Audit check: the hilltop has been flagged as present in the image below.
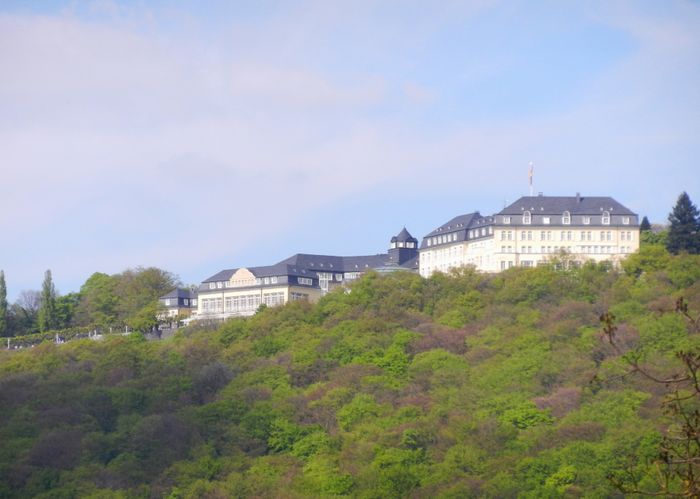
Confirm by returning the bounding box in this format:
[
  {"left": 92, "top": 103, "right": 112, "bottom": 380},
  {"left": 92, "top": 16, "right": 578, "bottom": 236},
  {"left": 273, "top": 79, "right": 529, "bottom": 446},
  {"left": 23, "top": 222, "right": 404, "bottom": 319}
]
[{"left": 1, "top": 246, "right": 699, "bottom": 498}]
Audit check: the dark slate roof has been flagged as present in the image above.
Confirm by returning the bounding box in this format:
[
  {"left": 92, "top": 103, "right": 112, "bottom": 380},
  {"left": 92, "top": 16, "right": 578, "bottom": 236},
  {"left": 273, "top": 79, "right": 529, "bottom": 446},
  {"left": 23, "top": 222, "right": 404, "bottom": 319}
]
[
  {"left": 159, "top": 288, "right": 197, "bottom": 300},
  {"left": 423, "top": 212, "right": 485, "bottom": 238},
  {"left": 201, "top": 250, "right": 417, "bottom": 287},
  {"left": 498, "top": 196, "right": 636, "bottom": 216},
  {"left": 391, "top": 227, "right": 418, "bottom": 244},
  {"left": 279, "top": 253, "right": 401, "bottom": 272},
  {"left": 202, "top": 269, "right": 238, "bottom": 283}
]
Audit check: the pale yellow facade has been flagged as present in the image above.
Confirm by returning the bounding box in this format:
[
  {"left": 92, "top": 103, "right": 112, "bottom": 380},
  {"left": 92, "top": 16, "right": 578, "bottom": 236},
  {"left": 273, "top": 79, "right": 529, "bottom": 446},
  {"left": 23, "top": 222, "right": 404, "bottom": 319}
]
[
  {"left": 196, "top": 267, "right": 323, "bottom": 319},
  {"left": 419, "top": 196, "right": 640, "bottom": 277},
  {"left": 493, "top": 226, "right": 639, "bottom": 271}
]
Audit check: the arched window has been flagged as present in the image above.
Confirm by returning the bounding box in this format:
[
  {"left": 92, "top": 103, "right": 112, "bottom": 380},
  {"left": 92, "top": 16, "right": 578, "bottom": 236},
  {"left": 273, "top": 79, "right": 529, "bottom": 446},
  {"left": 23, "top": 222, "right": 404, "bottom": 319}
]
[
  {"left": 602, "top": 211, "right": 610, "bottom": 225},
  {"left": 562, "top": 211, "right": 571, "bottom": 225},
  {"left": 523, "top": 211, "right": 531, "bottom": 225}
]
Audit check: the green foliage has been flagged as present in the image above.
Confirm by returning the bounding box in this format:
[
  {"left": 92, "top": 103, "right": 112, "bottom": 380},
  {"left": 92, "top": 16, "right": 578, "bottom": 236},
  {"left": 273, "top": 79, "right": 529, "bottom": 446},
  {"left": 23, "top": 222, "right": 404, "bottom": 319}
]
[
  {"left": 38, "top": 270, "right": 57, "bottom": 332},
  {"left": 499, "top": 402, "right": 554, "bottom": 429},
  {"left": 1, "top": 253, "right": 699, "bottom": 497}
]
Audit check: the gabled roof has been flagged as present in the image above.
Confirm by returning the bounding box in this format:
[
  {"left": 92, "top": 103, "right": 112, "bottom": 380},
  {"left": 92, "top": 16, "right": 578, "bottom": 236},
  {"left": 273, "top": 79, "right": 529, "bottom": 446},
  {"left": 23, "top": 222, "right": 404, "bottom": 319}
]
[
  {"left": 498, "top": 196, "right": 636, "bottom": 216},
  {"left": 159, "top": 287, "right": 197, "bottom": 300},
  {"left": 202, "top": 269, "right": 237, "bottom": 283},
  {"left": 423, "top": 212, "right": 484, "bottom": 238}
]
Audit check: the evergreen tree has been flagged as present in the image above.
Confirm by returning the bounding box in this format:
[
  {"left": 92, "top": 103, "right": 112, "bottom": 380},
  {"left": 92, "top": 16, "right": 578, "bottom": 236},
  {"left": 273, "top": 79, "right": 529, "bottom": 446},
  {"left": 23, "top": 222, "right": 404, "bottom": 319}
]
[
  {"left": 640, "top": 216, "right": 651, "bottom": 232},
  {"left": 0, "top": 271, "right": 7, "bottom": 336},
  {"left": 38, "top": 269, "right": 57, "bottom": 332},
  {"left": 667, "top": 192, "right": 700, "bottom": 254}
]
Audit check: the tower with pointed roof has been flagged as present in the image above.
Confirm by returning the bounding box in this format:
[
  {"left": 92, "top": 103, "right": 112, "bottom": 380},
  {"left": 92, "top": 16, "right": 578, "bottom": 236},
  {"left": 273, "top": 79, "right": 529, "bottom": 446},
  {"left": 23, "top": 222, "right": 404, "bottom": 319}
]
[{"left": 388, "top": 227, "right": 419, "bottom": 266}]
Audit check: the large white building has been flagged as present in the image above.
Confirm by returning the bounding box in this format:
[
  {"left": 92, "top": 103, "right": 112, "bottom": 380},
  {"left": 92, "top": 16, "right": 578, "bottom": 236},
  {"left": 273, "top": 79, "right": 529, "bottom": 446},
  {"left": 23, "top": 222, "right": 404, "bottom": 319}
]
[{"left": 419, "top": 194, "right": 639, "bottom": 276}]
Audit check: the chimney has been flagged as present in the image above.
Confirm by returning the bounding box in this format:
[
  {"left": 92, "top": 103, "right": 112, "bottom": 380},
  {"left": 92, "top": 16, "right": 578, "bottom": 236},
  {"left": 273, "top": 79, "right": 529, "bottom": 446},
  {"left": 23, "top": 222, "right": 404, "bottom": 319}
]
[{"left": 576, "top": 192, "right": 581, "bottom": 203}]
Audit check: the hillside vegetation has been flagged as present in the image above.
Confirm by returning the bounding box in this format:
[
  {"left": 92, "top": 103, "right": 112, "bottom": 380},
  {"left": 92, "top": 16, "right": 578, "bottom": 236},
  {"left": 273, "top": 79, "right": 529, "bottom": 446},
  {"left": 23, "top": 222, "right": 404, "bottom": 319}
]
[{"left": 1, "top": 247, "right": 700, "bottom": 498}]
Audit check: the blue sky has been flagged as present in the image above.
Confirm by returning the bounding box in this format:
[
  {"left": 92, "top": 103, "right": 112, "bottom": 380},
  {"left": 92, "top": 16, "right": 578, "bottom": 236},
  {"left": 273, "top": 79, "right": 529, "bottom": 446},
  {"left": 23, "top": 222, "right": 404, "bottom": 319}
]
[{"left": 1, "top": 0, "right": 699, "bottom": 301}]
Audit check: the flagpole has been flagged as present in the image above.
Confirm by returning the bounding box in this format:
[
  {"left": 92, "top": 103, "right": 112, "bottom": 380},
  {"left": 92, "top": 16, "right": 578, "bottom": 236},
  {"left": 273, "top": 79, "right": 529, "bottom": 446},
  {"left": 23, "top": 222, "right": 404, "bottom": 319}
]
[{"left": 528, "top": 161, "right": 534, "bottom": 196}]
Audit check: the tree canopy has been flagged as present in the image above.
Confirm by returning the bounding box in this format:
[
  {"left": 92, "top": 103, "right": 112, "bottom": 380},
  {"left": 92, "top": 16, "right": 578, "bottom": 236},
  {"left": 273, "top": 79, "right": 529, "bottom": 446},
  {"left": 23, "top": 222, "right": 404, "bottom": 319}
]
[{"left": 1, "top": 251, "right": 699, "bottom": 497}]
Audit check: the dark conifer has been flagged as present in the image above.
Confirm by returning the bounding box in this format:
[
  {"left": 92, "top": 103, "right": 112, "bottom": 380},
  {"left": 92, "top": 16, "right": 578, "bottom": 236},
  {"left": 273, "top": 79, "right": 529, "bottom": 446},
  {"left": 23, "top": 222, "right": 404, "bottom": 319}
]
[
  {"left": 667, "top": 192, "right": 700, "bottom": 254},
  {"left": 0, "top": 271, "right": 7, "bottom": 336},
  {"left": 640, "top": 216, "right": 651, "bottom": 232}
]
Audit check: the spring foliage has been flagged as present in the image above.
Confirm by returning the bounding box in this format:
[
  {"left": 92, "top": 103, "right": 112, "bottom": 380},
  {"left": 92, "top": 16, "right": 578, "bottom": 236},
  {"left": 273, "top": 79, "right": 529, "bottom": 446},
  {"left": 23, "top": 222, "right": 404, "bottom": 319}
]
[{"left": 1, "top": 247, "right": 699, "bottom": 497}]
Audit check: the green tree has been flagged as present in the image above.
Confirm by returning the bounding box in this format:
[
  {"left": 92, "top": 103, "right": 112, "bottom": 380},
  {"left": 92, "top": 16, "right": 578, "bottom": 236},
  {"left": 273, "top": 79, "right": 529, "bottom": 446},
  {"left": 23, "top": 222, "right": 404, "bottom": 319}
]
[
  {"left": 38, "top": 270, "right": 57, "bottom": 332},
  {"left": 0, "top": 270, "right": 7, "bottom": 336},
  {"left": 667, "top": 192, "right": 700, "bottom": 254},
  {"left": 639, "top": 216, "right": 651, "bottom": 232},
  {"left": 75, "top": 272, "right": 118, "bottom": 327},
  {"left": 115, "top": 267, "right": 179, "bottom": 323}
]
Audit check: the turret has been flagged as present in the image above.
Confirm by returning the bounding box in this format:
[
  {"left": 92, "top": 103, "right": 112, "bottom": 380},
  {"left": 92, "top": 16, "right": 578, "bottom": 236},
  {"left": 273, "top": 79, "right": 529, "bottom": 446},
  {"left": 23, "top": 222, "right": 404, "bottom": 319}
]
[{"left": 388, "top": 227, "right": 419, "bottom": 265}]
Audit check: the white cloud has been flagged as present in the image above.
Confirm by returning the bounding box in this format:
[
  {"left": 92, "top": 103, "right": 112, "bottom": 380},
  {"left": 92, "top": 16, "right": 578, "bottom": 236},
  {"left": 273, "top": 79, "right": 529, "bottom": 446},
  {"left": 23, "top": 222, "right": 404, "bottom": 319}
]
[{"left": 0, "top": 2, "right": 698, "bottom": 298}]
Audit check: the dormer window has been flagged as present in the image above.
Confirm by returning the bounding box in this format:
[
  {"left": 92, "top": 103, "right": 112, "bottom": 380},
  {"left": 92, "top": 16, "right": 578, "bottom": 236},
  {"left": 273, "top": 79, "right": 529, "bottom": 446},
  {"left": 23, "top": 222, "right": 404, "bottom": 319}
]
[
  {"left": 622, "top": 216, "right": 630, "bottom": 225},
  {"left": 562, "top": 211, "right": 570, "bottom": 225},
  {"left": 583, "top": 216, "right": 591, "bottom": 225},
  {"left": 523, "top": 211, "right": 531, "bottom": 225},
  {"left": 602, "top": 211, "right": 610, "bottom": 225},
  {"left": 503, "top": 216, "right": 511, "bottom": 224}
]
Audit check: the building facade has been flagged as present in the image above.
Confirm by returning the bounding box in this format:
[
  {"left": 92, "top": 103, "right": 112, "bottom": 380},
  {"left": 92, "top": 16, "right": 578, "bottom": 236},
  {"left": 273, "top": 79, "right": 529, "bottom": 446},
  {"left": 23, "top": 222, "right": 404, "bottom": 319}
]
[
  {"left": 420, "top": 194, "right": 639, "bottom": 277},
  {"left": 195, "top": 228, "right": 419, "bottom": 320},
  {"left": 158, "top": 288, "right": 198, "bottom": 318}
]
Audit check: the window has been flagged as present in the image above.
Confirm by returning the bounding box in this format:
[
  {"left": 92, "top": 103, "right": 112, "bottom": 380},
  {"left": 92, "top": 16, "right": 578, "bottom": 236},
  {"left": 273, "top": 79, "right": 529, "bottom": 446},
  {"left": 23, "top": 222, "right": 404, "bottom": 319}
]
[
  {"left": 298, "top": 277, "right": 312, "bottom": 286},
  {"left": 263, "top": 277, "right": 270, "bottom": 285},
  {"left": 503, "top": 216, "right": 511, "bottom": 224},
  {"left": 543, "top": 216, "right": 550, "bottom": 225},
  {"left": 164, "top": 299, "right": 171, "bottom": 306},
  {"left": 209, "top": 282, "right": 215, "bottom": 290},
  {"left": 217, "top": 282, "right": 223, "bottom": 289},
  {"left": 583, "top": 216, "right": 591, "bottom": 225},
  {"left": 335, "top": 274, "right": 342, "bottom": 281},
  {"left": 602, "top": 211, "right": 610, "bottom": 225},
  {"left": 271, "top": 276, "right": 278, "bottom": 284},
  {"left": 263, "top": 292, "right": 285, "bottom": 306},
  {"left": 562, "top": 211, "right": 571, "bottom": 225},
  {"left": 523, "top": 211, "right": 531, "bottom": 224},
  {"left": 622, "top": 216, "right": 630, "bottom": 225},
  {"left": 184, "top": 299, "right": 189, "bottom": 306}
]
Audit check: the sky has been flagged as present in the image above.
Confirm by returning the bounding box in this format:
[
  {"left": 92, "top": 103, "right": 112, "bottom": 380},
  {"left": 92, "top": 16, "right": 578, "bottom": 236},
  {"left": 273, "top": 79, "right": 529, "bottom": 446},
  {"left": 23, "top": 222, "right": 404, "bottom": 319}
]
[{"left": 1, "top": 0, "right": 699, "bottom": 301}]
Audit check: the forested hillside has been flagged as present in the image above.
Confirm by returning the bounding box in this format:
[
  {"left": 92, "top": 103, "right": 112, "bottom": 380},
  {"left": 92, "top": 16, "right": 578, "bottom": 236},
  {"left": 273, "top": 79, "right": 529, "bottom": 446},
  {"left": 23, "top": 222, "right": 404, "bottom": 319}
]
[{"left": 1, "top": 247, "right": 699, "bottom": 498}]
